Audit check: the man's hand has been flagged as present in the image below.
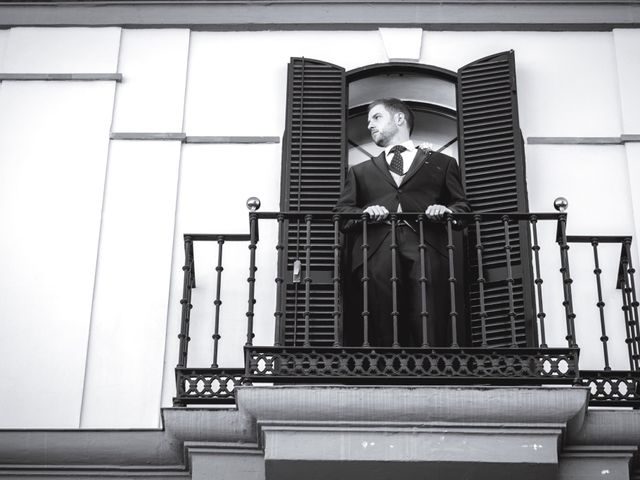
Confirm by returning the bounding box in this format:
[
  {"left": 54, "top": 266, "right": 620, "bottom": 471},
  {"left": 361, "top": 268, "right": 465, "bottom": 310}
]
[
  {"left": 425, "top": 204, "right": 452, "bottom": 220},
  {"left": 363, "top": 205, "right": 389, "bottom": 222}
]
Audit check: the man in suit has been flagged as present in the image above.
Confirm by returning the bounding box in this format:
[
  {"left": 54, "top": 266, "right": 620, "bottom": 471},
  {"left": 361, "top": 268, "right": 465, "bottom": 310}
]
[{"left": 334, "top": 98, "right": 470, "bottom": 347}]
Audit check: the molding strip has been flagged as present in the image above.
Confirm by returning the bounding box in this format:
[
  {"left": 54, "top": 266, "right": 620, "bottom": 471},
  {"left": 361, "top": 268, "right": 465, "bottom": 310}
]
[
  {"left": 186, "top": 136, "right": 280, "bottom": 144},
  {"left": 0, "top": 73, "right": 123, "bottom": 81},
  {"left": 111, "top": 133, "right": 187, "bottom": 141},
  {"left": 526, "top": 136, "right": 640, "bottom": 145},
  {"left": 110, "top": 134, "right": 281, "bottom": 144},
  {"left": 0, "top": 466, "right": 189, "bottom": 477},
  {"left": 0, "top": 1, "right": 638, "bottom": 31}
]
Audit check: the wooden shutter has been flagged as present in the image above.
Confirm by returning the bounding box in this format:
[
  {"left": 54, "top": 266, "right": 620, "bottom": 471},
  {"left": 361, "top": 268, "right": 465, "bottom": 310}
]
[
  {"left": 279, "top": 57, "right": 347, "bottom": 346},
  {"left": 457, "top": 51, "right": 536, "bottom": 347}
]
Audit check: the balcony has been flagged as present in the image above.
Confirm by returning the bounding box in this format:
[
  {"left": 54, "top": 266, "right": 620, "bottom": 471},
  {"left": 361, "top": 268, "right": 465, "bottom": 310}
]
[{"left": 173, "top": 199, "right": 640, "bottom": 408}]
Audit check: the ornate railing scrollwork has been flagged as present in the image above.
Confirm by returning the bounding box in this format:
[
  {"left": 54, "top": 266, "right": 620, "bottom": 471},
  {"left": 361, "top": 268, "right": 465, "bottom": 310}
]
[{"left": 245, "top": 346, "right": 579, "bottom": 384}]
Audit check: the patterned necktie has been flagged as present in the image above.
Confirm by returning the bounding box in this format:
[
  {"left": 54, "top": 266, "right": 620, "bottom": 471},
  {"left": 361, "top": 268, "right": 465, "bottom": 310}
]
[{"left": 388, "top": 145, "right": 407, "bottom": 175}]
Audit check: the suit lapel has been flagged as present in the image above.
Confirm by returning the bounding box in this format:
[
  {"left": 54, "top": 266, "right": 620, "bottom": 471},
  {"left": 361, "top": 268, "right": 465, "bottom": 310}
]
[
  {"left": 372, "top": 153, "right": 397, "bottom": 188},
  {"left": 400, "top": 149, "right": 428, "bottom": 186}
]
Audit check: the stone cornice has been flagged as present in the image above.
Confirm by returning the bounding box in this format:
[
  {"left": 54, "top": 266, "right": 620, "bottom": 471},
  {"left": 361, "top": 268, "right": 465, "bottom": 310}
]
[
  {"left": 569, "top": 410, "right": 640, "bottom": 445},
  {"left": 238, "top": 386, "right": 589, "bottom": 480},
  {"left": 236, "top": 385, "right": 590, "bottom": 436},
  {"left": 4, "top": 385, "right": 640, "bottom": 476},
  {"left": 0, "top": 1, "right": 638, "bottom": 30}
]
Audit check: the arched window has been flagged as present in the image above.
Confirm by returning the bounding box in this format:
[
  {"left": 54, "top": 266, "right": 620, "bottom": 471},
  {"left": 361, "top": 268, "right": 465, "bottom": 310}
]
[{"left": 346, "top": 64, "right": 458, "bottom": 166}]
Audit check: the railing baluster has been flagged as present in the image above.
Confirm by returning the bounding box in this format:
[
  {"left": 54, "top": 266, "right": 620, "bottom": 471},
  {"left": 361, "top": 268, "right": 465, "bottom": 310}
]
[
  {"left": 332, "top": 214, "right": 341, "bottom": 347},
  {"left": 361, "top": 214, "right": 370, "bottom": 348},
  {"left": 446, "top": 216, "right": 458, "bottom": 348},
  {"left": 620, "top": 259, "right": 635, "bottom": 370},
  {"left": 417, "top": 215, "right": 430, "bottom": 348},
  {"left": 502, "top": 215, "right": 518, "bottom": 347},
  {"left": 557, "top": 213, "right": 577, "bottom": 347},
  {"left": 245, "top": 212, "right": 258, "bottom": 347},
  {"left": 211, "top": 236, "right": 224, "bottom": 368},
  {"left": 274, "top": 215, "right": 285, "bottom": 347},
  {"left": 177, "top": 236, "right": 194, "bottom": 368},
  {"left": 530, "top": 216, "right": 547, "bottom": 348},
  {"left": 390, "top": 214, "right": 400, "bottom": 348},
  {"left": 624, "top": 239, "right": 640, "bottom": 370},
  {"left": 303, "top": 214, "right": 312, "bottom": 347},
  {"left": 292, "top": 263, "right": 300, "bottom": 347},
  {"left": 591, "top": 238, "right": 610, "bottom": 370},
  {"left": 474, "top": 215, "right": 488, "bottom": 347}
]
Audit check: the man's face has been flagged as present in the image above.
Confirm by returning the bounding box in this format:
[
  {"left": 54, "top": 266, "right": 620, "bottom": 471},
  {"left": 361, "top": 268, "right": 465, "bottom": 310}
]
[{"left": 367, "top": 104, "right": 399, "bottom": 147}]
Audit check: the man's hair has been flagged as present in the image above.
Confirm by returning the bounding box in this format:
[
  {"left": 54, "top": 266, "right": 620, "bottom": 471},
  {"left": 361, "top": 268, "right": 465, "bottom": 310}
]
[{"left": 368, "top": 98, "right": 415, "bottom": 134}]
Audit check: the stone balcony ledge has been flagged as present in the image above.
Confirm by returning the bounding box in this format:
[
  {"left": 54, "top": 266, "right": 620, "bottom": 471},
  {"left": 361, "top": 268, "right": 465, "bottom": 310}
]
[{"left": 2, "top": 386, "right": 640, "bottom": 480}]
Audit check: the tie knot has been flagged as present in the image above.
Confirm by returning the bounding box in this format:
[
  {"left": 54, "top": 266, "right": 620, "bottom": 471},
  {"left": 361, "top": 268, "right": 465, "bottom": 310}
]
[{"left": 389, "top": 145, "right": 407, "bottom": 154}]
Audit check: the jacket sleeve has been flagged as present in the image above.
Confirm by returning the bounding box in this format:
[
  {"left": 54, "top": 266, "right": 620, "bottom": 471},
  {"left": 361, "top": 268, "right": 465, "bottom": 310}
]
[
  {"left": 443, "top": 157, "right": 471, "bottom": 214},
  {"left": 333, "top": 167, "right": 363, "bottom": 231}
]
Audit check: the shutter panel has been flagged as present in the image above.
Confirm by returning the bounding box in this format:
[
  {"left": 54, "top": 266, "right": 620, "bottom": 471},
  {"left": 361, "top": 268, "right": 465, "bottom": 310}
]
[
  {"left": 280, "top": 58, "right": 347, "bottom": 346},
  {"left": 457, "top": 51, "right": 536, "bottom": 347}
]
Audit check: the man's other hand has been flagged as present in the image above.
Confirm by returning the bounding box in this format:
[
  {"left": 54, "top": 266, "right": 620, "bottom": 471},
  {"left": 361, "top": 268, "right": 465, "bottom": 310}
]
[
  {"left": 363, "top": 205, "right": 389, "bottom": 222},
  {"left": 425, "top": 204, "right": 452, "bottom": 220}
]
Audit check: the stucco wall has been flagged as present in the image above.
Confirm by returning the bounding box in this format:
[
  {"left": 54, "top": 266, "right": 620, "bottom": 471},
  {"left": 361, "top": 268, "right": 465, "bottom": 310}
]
[{"left": 0, "top": 26, "right": 638, "bottom": 428}]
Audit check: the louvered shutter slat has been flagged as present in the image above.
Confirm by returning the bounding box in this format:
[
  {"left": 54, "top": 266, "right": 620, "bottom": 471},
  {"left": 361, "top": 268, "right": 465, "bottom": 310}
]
[
  {"left": 280, "top": 58, "right": 347, "bottom": 346},
  {"left": 458, "top": 51, "right": 536, "bottom": 347}
]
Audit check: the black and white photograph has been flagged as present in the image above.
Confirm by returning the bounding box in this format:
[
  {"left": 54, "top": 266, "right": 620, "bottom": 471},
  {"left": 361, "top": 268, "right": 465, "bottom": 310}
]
[{"left": 0, "top": 1, "right": 639, "bottom": 479}]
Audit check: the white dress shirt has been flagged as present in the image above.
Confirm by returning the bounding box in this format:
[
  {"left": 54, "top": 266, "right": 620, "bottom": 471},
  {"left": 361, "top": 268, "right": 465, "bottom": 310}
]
[{"left": 384, "top": 140, "right": 417, "bottom": 212}]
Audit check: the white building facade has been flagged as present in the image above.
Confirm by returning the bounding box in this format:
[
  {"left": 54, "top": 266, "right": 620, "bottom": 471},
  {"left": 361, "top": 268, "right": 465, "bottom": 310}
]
[{"left": 0, "top": 1, "right": 639, "bottom": 479}]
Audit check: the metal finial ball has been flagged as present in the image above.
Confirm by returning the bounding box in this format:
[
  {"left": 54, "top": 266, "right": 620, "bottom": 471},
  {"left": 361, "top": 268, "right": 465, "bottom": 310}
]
[
  {"left": 554, "top": 197, "right": 568, "bottom": 212},
  {"left": 246, "top": 197, "right": 261, "bottom": 212}
]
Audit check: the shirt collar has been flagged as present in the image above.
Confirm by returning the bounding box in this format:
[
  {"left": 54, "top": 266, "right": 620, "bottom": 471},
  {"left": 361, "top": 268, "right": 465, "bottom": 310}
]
[{"left": 384, "top": 140, "right": 416, "bottom": 161}]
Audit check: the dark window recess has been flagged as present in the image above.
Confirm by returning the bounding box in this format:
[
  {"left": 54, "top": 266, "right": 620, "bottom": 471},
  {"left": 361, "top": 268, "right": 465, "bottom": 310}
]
[
  {"left": 457, "top": 50, "right": 536, "bottom": 347},
  {"left": 279, "top": 57, "right": 347, "bottom": 346},
  {"left": 279, "top": 52, "right": 535, "bottom": 348}
]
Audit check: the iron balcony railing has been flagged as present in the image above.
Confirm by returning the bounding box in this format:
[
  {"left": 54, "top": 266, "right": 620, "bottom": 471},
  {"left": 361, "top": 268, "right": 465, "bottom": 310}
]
[{"left": 174, "top": 199, "right": 640, "bottom": 407}]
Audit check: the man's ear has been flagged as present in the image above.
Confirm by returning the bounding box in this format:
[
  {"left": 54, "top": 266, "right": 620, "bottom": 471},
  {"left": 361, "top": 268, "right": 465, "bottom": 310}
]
[{"left": 395, "top": 112, "right": 405, "bottom": 127}]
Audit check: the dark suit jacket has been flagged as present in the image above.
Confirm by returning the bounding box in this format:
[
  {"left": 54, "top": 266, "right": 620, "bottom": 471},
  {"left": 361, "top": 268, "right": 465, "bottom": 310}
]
[{"left": 334, "top": 148, "right": 470, "bottom": 270}]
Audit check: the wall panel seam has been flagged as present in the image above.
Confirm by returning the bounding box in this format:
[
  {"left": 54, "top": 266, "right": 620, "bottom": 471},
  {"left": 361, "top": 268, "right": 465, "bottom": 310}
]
[
  {"left": 79, "top": 26, "right": 123, "bottom": 429},
  {"left": 157, "top": 27, "right": 193, "bottom": 428}
]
